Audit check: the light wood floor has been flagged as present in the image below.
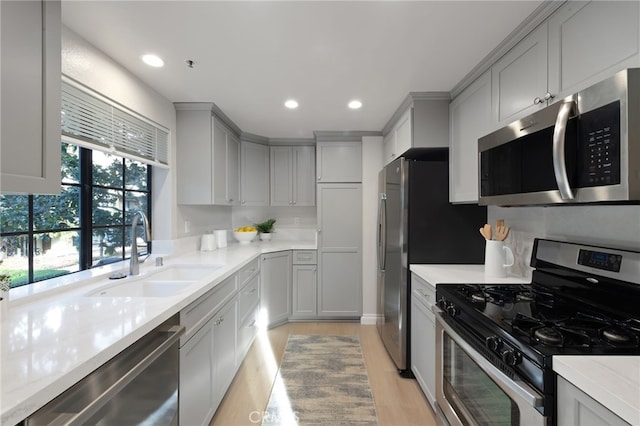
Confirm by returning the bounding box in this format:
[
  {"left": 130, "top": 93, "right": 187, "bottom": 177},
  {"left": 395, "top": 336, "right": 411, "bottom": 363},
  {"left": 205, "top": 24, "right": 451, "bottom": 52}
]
[{"left": 211, "top": 322, "right": 437, "bottom": 426}]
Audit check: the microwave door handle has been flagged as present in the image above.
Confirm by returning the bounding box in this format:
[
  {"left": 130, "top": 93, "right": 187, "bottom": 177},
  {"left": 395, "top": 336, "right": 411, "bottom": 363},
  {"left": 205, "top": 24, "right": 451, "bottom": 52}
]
[{"left": 552, "top": 100, "right": 576, "bottom": 200}]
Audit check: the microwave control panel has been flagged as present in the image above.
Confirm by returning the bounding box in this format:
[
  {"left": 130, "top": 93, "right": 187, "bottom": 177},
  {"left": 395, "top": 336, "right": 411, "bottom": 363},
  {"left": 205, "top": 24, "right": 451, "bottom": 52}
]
[{"left": 578, "top": 101, "right": 620, "bottom": 187}]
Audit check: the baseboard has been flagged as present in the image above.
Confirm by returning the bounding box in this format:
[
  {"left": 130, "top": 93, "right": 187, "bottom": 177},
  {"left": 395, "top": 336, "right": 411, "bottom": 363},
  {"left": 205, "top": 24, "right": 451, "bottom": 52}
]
[{"left": 360, "top": 314, "right": 380, "bottom": 325}]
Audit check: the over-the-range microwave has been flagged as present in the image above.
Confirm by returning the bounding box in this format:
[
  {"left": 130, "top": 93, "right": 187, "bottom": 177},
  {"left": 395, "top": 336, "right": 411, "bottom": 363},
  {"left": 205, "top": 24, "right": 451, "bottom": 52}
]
[{"left": 478, "top": 68, "right": 640, "bottom": 206}]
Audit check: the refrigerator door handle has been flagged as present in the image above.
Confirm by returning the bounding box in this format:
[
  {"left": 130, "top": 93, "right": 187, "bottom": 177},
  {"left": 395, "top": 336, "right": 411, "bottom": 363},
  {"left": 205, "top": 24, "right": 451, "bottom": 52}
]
[{"left": 378, "top": 193, "right": 387, "bottom": 271}]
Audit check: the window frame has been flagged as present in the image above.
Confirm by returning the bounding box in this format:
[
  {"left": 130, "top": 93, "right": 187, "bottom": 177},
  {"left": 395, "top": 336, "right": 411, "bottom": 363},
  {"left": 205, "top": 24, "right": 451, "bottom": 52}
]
[{"left": 0, "top": 143, "right": 152, "bottom": 287}]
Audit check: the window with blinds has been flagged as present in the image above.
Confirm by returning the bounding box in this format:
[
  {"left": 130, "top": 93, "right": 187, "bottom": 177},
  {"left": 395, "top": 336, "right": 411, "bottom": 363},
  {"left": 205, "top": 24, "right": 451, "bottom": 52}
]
[{"left": 61, "top": 80, "right": 169, "bottom": 167}]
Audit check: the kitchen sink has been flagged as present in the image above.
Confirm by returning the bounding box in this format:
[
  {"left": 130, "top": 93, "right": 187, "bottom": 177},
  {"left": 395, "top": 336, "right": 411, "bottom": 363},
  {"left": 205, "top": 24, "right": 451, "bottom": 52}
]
[
  {"left": 87, "top": 280, "right": 197, "bottom": 298},
  {"left": 85, "top": 264, "right": 223, "bottom": 298}
]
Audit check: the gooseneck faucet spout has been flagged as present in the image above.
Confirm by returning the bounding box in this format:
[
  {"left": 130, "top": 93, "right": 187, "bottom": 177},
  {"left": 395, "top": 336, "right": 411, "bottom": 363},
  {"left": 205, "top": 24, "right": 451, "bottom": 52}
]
[{"left": 130, "top": 211, "right": 151, "bottom": 276}]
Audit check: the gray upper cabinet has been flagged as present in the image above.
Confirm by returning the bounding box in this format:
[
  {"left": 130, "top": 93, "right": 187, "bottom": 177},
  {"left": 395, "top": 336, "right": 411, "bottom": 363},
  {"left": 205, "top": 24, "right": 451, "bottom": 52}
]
[
  {"left": 1, "top": 0, "right": 61, "bottom": 194},
  {"left": 316, "top": 141, "right": 362, "bottom": 183},
  {"left": 449, "top": 71, "right": 492, "bottom": 203},
  {"left": 213, "top": 119, "right": 240, "bottom": 206},
  {"left": 547, "top": 1, "right": 640, "bottom": 98},
  {"left": 240, "top": 141, "right": 269, "bottom": 206},
  {"left": 317, "top": 183, "right": 362, "bottom": 318},
  {"left": 270, "top": 145, "right": 315, "bottom": 206},
  {"left": 491, "top": 1, "right": 640, "bottom": 127},
  {"left": 491, "top": 23, "right": 549, "bottom": 126},
  {"left": 382, "top": 96, "right": 450, "bottom": 166},
  {"left": 175, "top": 104, "right": 240, "bottom": 206}
]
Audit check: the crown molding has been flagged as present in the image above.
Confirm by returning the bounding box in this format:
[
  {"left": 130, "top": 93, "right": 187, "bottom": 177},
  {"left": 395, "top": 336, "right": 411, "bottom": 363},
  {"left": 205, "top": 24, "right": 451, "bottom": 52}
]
[
  {"left": 239, "top": 132, "right": 270, "bottom": 145},
  {"left": 313, "top": 130, "right": 383, "bottom": 142},
  {"left": 174, "top": 101, "right": 242, "bottom": 136},
  {"left": 268, "top": 138, "right": 316, "bottom": 146}
]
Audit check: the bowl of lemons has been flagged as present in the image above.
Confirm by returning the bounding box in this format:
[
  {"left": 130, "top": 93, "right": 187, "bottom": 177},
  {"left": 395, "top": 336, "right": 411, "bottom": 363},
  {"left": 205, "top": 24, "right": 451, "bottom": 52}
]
[{"left": 233, "top": 226, "right": 258, "bottom": 244}]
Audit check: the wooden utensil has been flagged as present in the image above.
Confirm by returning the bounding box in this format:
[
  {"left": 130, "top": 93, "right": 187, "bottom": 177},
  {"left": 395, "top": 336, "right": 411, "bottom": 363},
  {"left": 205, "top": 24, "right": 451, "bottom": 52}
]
[
  {"left": 495, "top": 225, "right": 510, "bottom": 241},
  {"left": 483, "top": 224, "right": 492, "bottom": 241},
  {"left": 496, "top": 219, "right": 504, "bottom": 229},
  {"left": 479, "top": 227, "right": 488, "bottom": 240}
]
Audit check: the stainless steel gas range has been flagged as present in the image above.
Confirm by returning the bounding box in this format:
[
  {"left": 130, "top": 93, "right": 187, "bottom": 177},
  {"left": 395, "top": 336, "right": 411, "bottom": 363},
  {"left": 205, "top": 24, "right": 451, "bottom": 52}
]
[{"left": 434, "top": 238, "right": 640, "bottom": 426}]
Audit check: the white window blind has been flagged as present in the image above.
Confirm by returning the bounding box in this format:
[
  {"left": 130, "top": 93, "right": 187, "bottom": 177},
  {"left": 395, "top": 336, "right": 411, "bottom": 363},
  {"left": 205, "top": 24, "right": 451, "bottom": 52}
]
[{"left": 61, "top": 80, "right": 169, "bottom": 167}]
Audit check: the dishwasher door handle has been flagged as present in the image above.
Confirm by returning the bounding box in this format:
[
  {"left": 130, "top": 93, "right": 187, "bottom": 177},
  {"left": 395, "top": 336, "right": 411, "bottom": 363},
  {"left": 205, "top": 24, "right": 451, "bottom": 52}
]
[{"left": 65, "top": 325, "right": 185, "bottom": 425}]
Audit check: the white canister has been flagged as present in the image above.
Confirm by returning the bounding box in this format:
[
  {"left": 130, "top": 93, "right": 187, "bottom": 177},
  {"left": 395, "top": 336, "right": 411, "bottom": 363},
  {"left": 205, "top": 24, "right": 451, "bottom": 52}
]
[
  {"left": 200, "top": 234, "right": 217, "bottom": 251},
  {"left": 484, "top": 240, "right": 515, "bottom": 278},
  {"left": 214, "top": 229, "right": 228, "bottom": 248}
]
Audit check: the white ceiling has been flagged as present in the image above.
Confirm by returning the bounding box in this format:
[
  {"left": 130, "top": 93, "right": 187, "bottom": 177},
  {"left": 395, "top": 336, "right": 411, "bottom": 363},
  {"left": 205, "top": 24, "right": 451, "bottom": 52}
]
[{"left": 61, "top": 1, "right": 543, "bottom": 139}]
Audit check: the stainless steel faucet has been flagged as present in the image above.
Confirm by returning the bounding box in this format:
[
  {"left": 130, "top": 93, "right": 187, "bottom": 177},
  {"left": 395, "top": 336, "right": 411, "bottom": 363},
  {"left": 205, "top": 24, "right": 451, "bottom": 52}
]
[{"left": 130, "top": 211, "right": 151, "bottom": 276}]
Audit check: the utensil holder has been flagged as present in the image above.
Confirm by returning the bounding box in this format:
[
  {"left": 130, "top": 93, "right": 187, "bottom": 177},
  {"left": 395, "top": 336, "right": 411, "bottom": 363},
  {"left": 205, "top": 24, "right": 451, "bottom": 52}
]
[{"left": 484, "top": 240, "right": 515, "bottom": 278}]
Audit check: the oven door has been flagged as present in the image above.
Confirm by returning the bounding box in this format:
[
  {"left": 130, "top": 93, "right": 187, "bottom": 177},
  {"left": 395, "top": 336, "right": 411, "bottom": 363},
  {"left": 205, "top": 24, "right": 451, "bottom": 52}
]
[{"left": 435, "top": 313, "right": 546, "bottom": 426}]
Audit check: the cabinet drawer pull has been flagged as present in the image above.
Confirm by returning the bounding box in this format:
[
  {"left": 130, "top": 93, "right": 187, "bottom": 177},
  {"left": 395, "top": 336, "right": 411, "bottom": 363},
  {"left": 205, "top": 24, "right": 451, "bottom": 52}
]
[{"left": 247, "top": 287, "right": 257, "bottom": 294}]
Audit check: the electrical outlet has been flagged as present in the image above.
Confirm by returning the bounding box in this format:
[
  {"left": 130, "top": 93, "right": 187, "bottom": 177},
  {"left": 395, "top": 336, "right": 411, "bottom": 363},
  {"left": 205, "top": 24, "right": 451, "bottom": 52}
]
[
  {"left": 294, "top": 217, "right": 300, "bottom": 225},
  {"left": 184, "top": 221, "right": 191, "bottom": 233}
]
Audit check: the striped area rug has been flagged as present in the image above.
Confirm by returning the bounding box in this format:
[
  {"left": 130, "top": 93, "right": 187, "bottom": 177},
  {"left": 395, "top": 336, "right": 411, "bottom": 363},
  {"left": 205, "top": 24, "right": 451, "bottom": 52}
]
[{"left": 262, "top": 335, "right": 379, "bottom": 425}]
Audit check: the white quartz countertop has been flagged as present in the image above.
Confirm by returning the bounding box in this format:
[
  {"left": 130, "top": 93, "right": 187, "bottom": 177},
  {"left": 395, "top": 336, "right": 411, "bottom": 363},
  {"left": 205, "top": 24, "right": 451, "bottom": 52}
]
[
  {"left": 410, "top": 264, "right": 530, "bottom": 286},
  {"left": 554, "top": 356, "right": 640, "bottom": 425},
  {"left": 0, "top": 240, "right": 315, "bottom": 425}
]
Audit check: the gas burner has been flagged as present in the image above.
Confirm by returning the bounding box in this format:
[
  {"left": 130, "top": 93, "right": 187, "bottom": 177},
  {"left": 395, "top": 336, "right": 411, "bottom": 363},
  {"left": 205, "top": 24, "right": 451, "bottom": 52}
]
[
  {"left": 471, "top": 293, "right": 486, "bottom": 303},
  {"left": 600, "top": 327, "right": 639, "bottom": 347},
  {"left": 516, "top": 291, "right": 535, "bottom": 302},
  {"left": 533, "top": 327, "right": 563, "bottom": 346}
]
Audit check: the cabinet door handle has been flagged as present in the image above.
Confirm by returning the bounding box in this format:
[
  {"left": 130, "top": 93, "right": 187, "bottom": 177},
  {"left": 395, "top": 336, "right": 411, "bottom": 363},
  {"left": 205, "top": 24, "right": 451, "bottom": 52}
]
[
  {"left": 533, "top": 96, "right": 544, "bottom": 105},
  {"left": 544, "top": 92, "right": 554, "bottom": 101}
]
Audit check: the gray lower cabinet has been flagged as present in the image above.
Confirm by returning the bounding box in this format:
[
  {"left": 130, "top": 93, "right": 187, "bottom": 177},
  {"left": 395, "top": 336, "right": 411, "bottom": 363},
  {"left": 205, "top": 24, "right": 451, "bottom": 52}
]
[
  {"left": 179, "top": 259, "right": 260, "bottom": 425},
  {"left": 211, "top": 299, "right": 237, "bottom": 411},
  {"left": 179, "top": 316, "right": 215, "bottom": 426},
  {"left": 291, "top": 250, "right": 318, "bottom": 319},
  {"left": 179, "top": 298, "right": 237, "bottom": 426},
  {"left": 317, "top": 184, "right": 362, "bottom": 318},
  {"left": 557, "top": 376, "right": 630, "bottom": 426},
  {"left": 261, "top": 251, "right": 292, "bottom": 326},
  {"left": 410, "top": 274, "right": 437, "bottom": 410}
]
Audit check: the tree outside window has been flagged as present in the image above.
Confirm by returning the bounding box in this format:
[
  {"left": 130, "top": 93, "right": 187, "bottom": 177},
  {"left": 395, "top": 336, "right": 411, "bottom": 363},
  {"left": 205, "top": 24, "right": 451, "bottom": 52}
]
[{"left": 0, "top": 143, "right": 151, "bottom": 288}]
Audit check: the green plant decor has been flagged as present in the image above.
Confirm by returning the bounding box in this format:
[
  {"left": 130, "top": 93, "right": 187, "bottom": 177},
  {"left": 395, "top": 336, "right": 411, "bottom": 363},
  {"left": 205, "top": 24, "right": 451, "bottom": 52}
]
[{"left": 255, "top": 218, "right": 276, "bottom": 234}]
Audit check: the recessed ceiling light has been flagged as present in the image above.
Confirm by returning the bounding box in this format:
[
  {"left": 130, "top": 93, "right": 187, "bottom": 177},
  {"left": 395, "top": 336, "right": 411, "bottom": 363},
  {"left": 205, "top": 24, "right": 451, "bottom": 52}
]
[
  {"left": 285, "top": 99, "right": 299, "bottom": 109},
  {"left": 348, "top": 100, "right": 363, "bottom": 109},
  {"left": 142, "top": 54, "right": 164, "bottom": 68}
]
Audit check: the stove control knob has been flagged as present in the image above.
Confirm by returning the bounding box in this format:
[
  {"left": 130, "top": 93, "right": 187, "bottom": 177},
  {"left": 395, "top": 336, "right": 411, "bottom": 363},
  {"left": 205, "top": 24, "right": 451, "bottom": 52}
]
[
  {"left": 486, "top": 336, "right": 503, "bottom": 352},
  {"left": 501, "top": 349, "right": 522, "bottom": 366},
  {"left": 437, "top": 298, "right": 449, "bottom": 311},
  {"left": 446, "top": 304, "right": 459, "bottom": 317}
]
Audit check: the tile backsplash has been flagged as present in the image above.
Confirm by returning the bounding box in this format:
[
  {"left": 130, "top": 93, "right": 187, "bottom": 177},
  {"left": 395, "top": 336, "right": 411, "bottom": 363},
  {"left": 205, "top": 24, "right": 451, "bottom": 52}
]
[{"left": 488, "top": 204, "right": 640, "bottom": 279}]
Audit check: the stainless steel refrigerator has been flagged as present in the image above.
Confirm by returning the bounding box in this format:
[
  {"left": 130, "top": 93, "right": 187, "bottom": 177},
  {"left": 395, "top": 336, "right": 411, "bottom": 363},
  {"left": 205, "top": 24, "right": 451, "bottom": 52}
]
[{"left": 376, "top": 149, "right": 486, "bottom": 375}]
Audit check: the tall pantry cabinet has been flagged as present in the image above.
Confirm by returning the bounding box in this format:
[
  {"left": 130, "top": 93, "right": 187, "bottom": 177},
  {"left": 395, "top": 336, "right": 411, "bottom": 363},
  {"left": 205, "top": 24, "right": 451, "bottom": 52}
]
[{"left": 315, "top": 141, "right": 363, "bottom": 318}]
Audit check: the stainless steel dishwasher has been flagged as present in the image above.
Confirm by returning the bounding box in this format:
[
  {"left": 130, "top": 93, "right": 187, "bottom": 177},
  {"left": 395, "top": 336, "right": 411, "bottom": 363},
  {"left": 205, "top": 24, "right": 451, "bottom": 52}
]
[{"left": 24, "top": 315, "right": 185, "bottom": 426}]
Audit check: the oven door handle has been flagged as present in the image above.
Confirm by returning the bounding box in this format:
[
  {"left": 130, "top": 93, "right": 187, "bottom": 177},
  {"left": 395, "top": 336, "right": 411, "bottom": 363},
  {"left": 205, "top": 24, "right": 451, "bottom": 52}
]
[
  {"left": 437, "top": 313, "right": 544, "bottom": 408},
  {"left": 552, "top": 98, "right": 576, "bottom": 201}
]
